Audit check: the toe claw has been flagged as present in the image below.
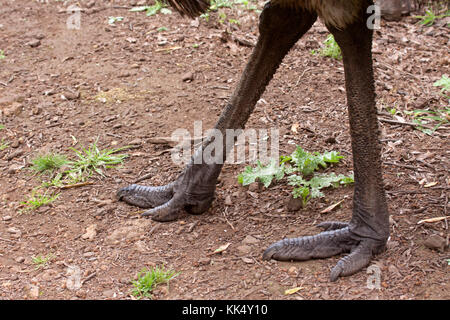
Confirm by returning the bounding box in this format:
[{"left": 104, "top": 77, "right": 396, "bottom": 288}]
[
  {"left": 141, "top": 198, "right": 183, "bottom": 222},
  {"left": 329, "top": 240, "right": 374, "bottom": 281},
  {"left": 117, "top": 183, "right": 174, "bottom": 208},
  {"left": 317, "top": 221, "right": 349, "bottom": 231}
]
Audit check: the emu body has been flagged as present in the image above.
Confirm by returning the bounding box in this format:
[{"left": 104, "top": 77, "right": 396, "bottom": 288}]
[{"left": 118, "top": 0, "right": 390, "bottom": 281}]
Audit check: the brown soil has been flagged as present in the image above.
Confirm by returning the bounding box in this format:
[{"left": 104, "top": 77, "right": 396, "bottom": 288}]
[{"left": 0, "top": 0, "right": 449, "bottom": 300}]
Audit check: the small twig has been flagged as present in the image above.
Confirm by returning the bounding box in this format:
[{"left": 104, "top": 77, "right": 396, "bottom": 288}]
[
  {"left": 296, "top": 68, "right": 311, "bottom": 86},
  {"left": 148, "top": 224, "right": 160, "bottom": 235},
  {"left": 378, "top": 117, "right": 437, "bottom": 130},
  {"left": 383, "top": 161, "right": 428, "bottom": 172},
  {"left": 187, "top": 221, "right": 198, "bottom": 233},
  {"left": 0, "top": 237, "right": 13, "bottom": 243},
  {"left": 81, "top": 272, "right": 97, "bottom": 285},
  {"left": 60, "top": 181, "right": 94, "bottom": 189},
  {"left": 134, "top": 172, "right": 154, "bottom": 183}
]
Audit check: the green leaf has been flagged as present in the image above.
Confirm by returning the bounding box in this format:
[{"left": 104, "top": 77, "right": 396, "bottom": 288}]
[{"left": 237, "top": 159, "right": 284, "bottom": 188}]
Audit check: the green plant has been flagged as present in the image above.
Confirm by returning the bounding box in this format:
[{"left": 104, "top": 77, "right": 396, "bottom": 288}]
[
  {"left": 414, "top": 8, "right": 450, "bottom": 26},
  {"left": 68, "top": 140, "right": 128, "bottom": 181},
  {"left": 157, "top": 26, "right": 168, "bottom": 32},
  {"left": 289, "top": 173, "right": 354, "bottom": 207},
  {"left": 130, "top": 0, "right": 172, "bottom": 16},
  {"left": 0, "top": 138, "right": 8, "bottom": 151},
  {"left": 238, "top": 146, "right": 353, "bottom": 208},
  {"left": 108, "top": 16, "right": 124, "bottom": 25},
  {"left": 404, "top": 108, "right": 449, "bottom": 135},
  {"left": 0, "top": 50, "right": 5, "bottom": 60},
  {"left": 30, "top": 153, "right": 69, "bottom": 174},
  {"left": 32, "top": 253, "right": 55, "bottom": 270},
  {"left": 319, "top": 35, "right": 342, "bottom": 60},
  {"left": 21, "top": 189, "right": 59, "bottom": 212},
  {"left": 434, "top": 75, "right": 450, "bottom": 97},
  {"left": 131, "top": 266, "right": 179, "bottom": 299}
]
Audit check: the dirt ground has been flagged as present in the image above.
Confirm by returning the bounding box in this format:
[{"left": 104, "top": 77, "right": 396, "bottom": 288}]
[{"left": 0, "top": 0, "right": 449, "bottom": 300}]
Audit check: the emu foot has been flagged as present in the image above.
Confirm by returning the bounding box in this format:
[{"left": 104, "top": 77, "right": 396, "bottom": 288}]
[
  {"left": 117, "top": 174, "right": 215, "bottom": 222},
  {"left": 263, "top": 221, "right": 386, "bottom": 281}
]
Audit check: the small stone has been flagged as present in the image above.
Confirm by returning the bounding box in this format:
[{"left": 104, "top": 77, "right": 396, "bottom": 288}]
[
  {"left": 424, "top": 234, "right": 446, "bottom": 252},
  {"left": 103, "top": 289, "right": 115, "bottom": 298},
  {"left": 86, "top": 0, "right": 96, "bottom": 8},
  {"left": 83, "top": 252, "right": 95, "bottom": 258},
  {"left": 237, "top": 245, "right": 252, "bottom": 254},
  {"left": 288, "top": 266, "right": 297, "bottom": 275},
  {"left": 248, "top": 183, "right": 259, "bottom": 192},
  {"left": 28, "top": 285, "right": 40, "bottom": 298},
  {"left": 242, "top": 235, "right": 259, "bottom": 245},
  {"left": 241, "top": 257, "right": 254, "bottom": 264},
  {"left": 81, "top": 224, "right": 97, "bottom": 241},
  {"left": 2, "top": 215, "right": 12, "bottom": 221},
  {"left": 198, "top": 257, "right": 211, "bottom": 266},
  {"left": 61, "top": 91, "right": 80, "bottom": 101},
  {"left": 15, "top": 256, "right": 25, "bottom": 263},
  {"left": 286, "top": 197, "right": 303, "bottom": 211},
  {"left": 181, "top": 72, "right": 194, "bottom": 82},
  {"left": 7, "top": 227, "right": 21, "bottom": 234},
  {"left": 224, "top": 195, "right": 232, "bottom": 206},
  {"left": 27, "top": 39, "right": 41, "bottom": 48},
  {"left": 129, "top": 138, "right": 142, "bottom": 145}
]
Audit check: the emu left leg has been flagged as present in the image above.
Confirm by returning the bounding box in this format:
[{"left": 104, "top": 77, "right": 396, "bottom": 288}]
[{"left": 263, "top": 6, "right": 390, "bottom": 281}]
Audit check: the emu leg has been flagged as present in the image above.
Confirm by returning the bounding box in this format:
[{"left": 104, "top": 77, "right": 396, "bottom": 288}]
[
  {"left": 117, "top": 3, "right": 317, "bottom": 221},
  {"left": 263, "top": 3, "right": 390, "bottom": 281}
]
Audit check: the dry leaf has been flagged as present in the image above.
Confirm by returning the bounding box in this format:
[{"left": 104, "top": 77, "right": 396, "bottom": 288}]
[
  {"left": 210, "top": 243, "right": 231, "bottom": 255},
  {"left": 424, "top": 182, "right": 437, "bottom": 188},
  {"left": 417, "top": 216, "right": 448, "bottom": 225},
  {"left": 291, "top": 123, "right": 300, "bottom": 133},
  {"left": 320, "top": 199, "right": 344, "bottom": 214},
  {"left": 284, "top": 287, "right": 303, "bottom": 295}
]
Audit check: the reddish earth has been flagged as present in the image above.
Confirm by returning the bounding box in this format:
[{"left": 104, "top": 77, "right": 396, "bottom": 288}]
[{"left": 0, "top": 0, "right": 448, "bottom": 300}]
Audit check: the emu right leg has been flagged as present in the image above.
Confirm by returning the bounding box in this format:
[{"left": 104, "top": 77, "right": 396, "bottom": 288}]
[{"left": 117, "top": 3, "right": 317, "bottom": 221}]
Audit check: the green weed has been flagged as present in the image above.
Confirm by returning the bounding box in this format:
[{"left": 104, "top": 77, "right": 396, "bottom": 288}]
[
  {"left": 21, "top": 189, "right": 59, "bottom": 212},
  {"left": 32, "top": 253, "right": 55, "bottom": 271},
  {"left": 108, "top": 16, "right": 124, "bottom": 25},
  {"left": 415, "top": 8, "right": 450, "bottom": 26},
  {"left": 131, "top": 266, "right": 179, "bottom": 299},
  {"left": 319, "top": 35, "right": 342, "bottom": 60},
  {"left": 130, "top": 1, "right": 172, "bottom": 16},
  {"left": 0, "top": 50, "right": 5, "bottom": 60},
  {"left": 238, "top": 146, "right": 353, "bottom": 208},
  {"left": 30, "top": 153, "right": 69, "bottom": 174}
]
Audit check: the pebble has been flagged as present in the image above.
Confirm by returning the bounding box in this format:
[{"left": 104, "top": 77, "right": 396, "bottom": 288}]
[
  {"left": 286, "top": 197, "right": 303, "bottom": 212},
  {"left": 198, "top": 257, "right": 211, "bottom": 266},
  {"left": 103, "top": 289, "right": 115, "bottom": 298},
  {"left": 248, "top": 183, "right": 260, "bottom": 192},
  {"left": 15, "top": 256, "right": 25, "bottom": 263},
  {"left": 181, "top": 72, "right": 194, "bottom": 82},
  {"left": 27, "top": 39, "right": 41, "bottom": 48},
  {"left": 237, "top": 245, "right": 252, "bottom": 254},
  {"left": 242, "top": 235, "right": 259, "bottom": 245},
  {"left": 424, "top": 234, "right": 446, "bottom": 252},
  {"left": 224, "top": 195, "right": 232, "bottom": 206},
  {"left": 28, "top": 285, "right": 40, "bottom": 299},
  {"left": 2, "top": 215, "right": 12, "bottom": 221},
  {"left": 241, "top": 257, "right": 254, "bottom": 264},
  {"left": 61, "top": 91, "right": 80, "bottom": 100},
  {"left": 81, "top": 224, "right": 97, "bottom": 241},
  {"left": 129, "top": 138, "right": 142, "bottom": 145}
]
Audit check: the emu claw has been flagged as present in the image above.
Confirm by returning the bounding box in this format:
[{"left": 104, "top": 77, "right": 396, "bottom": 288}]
[
  {"left": 117, "top": 180, "right": 215, "bottom": 222},
  {"left": 263, "top": 222, "right": 385, "bottom": 282}
]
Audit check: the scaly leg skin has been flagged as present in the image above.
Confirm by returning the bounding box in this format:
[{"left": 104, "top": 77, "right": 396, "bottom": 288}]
[
  {"left": 118, "top": 3, "right": 317, "bottom": 222},
  {"left": 263, "top": 1, "right": 390, "bottom": 281}
]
